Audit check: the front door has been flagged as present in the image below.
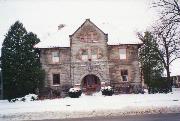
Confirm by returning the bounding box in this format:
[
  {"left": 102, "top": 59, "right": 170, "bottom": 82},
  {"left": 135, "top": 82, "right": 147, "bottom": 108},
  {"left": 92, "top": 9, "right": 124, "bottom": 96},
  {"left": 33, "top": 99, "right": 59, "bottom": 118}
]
[{"left": 82, "top": 74, "right": 101, "bottom": 92}]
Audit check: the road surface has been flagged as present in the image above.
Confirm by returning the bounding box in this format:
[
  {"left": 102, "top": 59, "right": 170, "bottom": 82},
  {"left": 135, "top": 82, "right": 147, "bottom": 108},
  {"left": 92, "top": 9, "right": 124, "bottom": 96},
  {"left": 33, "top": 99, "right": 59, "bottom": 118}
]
[{"left": 37, "top": 113, "right": 180, "bottom": 121}]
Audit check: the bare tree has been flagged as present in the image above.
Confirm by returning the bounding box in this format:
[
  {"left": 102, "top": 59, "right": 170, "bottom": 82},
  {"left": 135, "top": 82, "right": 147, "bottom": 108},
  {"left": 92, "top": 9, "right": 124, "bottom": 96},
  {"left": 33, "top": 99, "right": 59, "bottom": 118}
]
[
  {"left": 153, "top": 0, "right": 180, "bottom": 24},
  {"left": 152, "top": 0, "right": 180, "bottom": 90},
  {"left": 152, "top": 21, "right": 180, "bottom": 84}
]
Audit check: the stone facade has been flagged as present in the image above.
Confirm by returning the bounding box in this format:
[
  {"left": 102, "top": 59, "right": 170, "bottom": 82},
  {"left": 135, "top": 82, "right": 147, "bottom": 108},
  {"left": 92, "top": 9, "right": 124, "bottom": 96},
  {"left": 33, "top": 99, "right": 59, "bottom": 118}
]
[{"left": 38, "top": 19, "right": 142, "bottom": 95}]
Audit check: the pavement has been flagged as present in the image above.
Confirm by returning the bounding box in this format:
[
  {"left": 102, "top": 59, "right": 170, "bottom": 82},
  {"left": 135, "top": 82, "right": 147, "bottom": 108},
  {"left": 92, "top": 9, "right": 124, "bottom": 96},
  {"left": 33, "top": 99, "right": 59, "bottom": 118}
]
[{"left": 36, "top": 113, "right": 180, "bottom": 121}]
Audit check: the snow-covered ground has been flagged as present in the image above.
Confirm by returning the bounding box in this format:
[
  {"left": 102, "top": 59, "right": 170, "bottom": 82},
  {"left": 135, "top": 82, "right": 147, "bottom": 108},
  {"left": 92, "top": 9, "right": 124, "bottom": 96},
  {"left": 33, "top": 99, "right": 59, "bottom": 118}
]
[{"left": 0, "top": 88, "right": 180, "bottom": 120}]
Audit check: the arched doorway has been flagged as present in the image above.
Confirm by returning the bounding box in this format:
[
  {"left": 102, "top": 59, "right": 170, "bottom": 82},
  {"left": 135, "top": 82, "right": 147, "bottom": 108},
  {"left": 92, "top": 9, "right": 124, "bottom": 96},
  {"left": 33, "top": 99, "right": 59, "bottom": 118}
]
[{"left": 81, "top": 74, "right": 101, "bottom": 92}]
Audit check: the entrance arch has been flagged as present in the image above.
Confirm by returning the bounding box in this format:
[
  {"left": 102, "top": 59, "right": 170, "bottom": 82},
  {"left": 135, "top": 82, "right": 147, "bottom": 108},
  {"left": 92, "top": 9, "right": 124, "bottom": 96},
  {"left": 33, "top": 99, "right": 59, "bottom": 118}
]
[{"left": 81, "top": 74, "right": 101, "bottom": 92}]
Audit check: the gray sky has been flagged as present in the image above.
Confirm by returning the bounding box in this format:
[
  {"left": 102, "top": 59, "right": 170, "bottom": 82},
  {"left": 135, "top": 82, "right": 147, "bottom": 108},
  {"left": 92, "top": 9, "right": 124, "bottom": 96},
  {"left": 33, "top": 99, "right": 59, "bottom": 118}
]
[
  {"left": 0, "top": 0, "right": 179, "bottom": 75},
  {"left": 0, "top": 0, "right": 155, "bottom": 45}
]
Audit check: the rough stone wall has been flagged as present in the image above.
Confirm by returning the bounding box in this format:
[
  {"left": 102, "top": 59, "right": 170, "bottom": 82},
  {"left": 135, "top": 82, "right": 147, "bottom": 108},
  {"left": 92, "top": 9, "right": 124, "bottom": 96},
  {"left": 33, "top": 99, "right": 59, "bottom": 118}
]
[
  {"left": 70, "top": 19, "right": 110, "bottom": 87},
  {"left": 40, "top": 48, "right": 71, "bottom": 91},
  {"left": 39, "top": 19, "right": 142, "bottom": 94},
  {"left": 108, "top": 45, "right": 142, "bottom": 92}
]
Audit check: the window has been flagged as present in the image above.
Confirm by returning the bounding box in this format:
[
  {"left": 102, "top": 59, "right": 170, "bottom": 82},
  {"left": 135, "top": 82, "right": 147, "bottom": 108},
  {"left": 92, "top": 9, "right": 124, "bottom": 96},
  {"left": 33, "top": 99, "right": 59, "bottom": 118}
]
[
  {"left": 121, "top": 70, "right": 128, "bottom": 82},
  {"left": 119, "top": 49, "right": 126, "bottom": 59},
  {"left": 91, "top": 49, "right": 98, "bottom": 60},
  {"left": 82, "top": 49, "right": 88, "bottom": 61},
  {"left": 52, "top": 52, "right": 59, "bottom": 63},
  {"left": 53, "top": 74, "right": 60, "bottom": 85},
  {"left": 80, "top": 32, "right": 97, "bottom": 43}
]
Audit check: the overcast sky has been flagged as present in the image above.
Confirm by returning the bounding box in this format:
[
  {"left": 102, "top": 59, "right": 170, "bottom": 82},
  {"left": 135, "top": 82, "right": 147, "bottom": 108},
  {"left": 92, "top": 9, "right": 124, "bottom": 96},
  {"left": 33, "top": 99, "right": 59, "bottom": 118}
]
[
  {"left": 0, "top": 0, "right": 156, "bottom": 45},
  {"left": 0, "top": 0, "right": 179, "bottom": 75}
]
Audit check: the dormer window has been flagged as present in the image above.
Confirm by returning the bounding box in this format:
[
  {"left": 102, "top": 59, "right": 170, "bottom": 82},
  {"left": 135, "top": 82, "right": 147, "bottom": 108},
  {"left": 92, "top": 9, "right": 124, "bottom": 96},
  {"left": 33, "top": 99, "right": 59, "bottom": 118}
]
[
  {"left": 52, "top": 51, "right": 59, "bottom": 63},
  {"left": 119, "top": 49, "right": 127, "bottom": 60}
]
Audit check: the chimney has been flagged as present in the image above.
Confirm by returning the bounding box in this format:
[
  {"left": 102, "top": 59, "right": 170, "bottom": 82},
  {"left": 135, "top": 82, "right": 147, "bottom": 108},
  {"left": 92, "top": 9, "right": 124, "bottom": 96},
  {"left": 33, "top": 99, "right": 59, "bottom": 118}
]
[{"left": 58, "top": 24, "right": 65, "bottom": 30}]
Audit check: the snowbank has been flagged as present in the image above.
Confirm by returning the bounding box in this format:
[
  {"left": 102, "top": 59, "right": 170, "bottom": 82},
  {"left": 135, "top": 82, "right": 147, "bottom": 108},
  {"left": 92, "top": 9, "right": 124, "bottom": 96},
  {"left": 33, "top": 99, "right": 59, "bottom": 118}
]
[
  {"left": 0, "top": 89, "right": 180, "bottom": 120},
  {"left": 10, "top": 94, "right": 38, "bottom": 102}
]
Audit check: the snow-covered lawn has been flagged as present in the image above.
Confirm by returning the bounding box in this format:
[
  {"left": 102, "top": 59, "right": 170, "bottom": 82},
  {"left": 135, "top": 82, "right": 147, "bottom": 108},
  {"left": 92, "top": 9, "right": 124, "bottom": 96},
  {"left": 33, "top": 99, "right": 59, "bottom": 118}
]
[{"left": 0, "top": 88, "right": 180, "bottom": 120}]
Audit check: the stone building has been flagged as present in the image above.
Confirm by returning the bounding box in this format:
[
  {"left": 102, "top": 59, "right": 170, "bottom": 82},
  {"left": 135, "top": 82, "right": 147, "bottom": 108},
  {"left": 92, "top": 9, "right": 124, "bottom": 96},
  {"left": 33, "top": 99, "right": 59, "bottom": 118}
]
[{"left": 35, "top": 19, "right": 143, "bottom": 95}]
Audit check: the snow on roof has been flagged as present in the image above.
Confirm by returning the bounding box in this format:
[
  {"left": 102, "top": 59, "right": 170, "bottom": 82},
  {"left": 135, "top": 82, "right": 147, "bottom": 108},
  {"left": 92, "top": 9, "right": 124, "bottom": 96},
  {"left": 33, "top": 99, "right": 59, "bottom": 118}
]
[
  {"left": 34, "top": 20, "right": 142, "bottom": 48},
  {"left": 98, "top": 22, "right": 143, "bottom": 45},
  {"left": 34, "top": 24, "right": 78, "bottom": 48}
]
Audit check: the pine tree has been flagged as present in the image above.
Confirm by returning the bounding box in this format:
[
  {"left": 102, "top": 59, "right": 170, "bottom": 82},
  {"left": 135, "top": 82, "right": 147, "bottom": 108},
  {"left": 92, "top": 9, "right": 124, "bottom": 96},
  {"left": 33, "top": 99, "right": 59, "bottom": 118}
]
[
  {"left": 138, "top": 31, "right": 164, "bottom": 86},
  {"left": 1, "top": 21, "right": 44, "bottom": 100}
]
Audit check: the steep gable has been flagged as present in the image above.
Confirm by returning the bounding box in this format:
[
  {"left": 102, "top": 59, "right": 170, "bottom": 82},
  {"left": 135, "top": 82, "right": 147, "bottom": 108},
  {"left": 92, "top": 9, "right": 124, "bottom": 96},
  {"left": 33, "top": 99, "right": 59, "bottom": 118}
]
[
  {"left": 70, "top": 19, "right": 108, "bottom": 43},
  {"left": 71, "top": 19, "right": 107, "bottom": 37},
  {"left": 34, "top": 19, "right": 142, "bottom": 49}
]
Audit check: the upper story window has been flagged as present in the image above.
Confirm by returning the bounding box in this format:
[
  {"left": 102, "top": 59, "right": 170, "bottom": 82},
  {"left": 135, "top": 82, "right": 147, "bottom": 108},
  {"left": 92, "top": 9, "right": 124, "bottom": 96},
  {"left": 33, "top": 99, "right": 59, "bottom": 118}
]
[
  {"left": 119, "top": 49, "right": 126, "bottom": 60},
  {"left": 52, "top": 51, "right": 59, "bottom": 63},
  {"left": 81, "top": 49, "right": 88, "bottom": 61},
  {"left": 79, "top": 47, "right": 103, "bottom": 61},
  {"left": 91, "top": 49, "right": 98, "bottom": 60},
  {"left": 121, "top": 70, "right": 128, "bottom": 82},
  {"left": 80, "top": 32, "right": 98, "bottom": 43},
  {"left": 53, "top": 74, "right": 60, "bottom": 85}
]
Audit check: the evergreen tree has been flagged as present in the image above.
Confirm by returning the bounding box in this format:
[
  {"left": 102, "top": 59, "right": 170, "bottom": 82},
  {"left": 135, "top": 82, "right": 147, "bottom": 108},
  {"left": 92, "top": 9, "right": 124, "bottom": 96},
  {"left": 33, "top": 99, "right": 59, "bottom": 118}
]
[
  {"left": 1, "top": 21, "right": 44, "bottom": 100},
  {"left": 138, "top": 31, "right": 164, "bottom": 86}
]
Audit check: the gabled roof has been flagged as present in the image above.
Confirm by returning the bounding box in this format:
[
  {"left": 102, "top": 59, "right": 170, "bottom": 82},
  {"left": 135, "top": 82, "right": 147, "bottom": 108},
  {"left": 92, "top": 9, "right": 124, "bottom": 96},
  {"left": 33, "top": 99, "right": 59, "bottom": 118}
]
[
  {"left": 70, "top": 19, "right": 106, "bottom": 37},
  {"left": 34, "top": 19, "right": 142, "bottom": 48}
]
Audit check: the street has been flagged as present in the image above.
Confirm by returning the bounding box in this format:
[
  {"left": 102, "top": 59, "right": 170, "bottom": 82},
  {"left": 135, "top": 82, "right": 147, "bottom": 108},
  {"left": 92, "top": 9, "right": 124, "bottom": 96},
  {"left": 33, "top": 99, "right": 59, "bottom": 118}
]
[{"left": 37, "top": 113, "right": 180, "bottom": 121}]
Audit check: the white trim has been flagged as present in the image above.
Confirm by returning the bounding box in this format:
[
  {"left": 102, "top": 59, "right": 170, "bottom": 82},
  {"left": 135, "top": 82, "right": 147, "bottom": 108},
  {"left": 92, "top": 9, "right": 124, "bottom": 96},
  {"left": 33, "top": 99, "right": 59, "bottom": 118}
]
[{"left": 52, "top": 84, "right": 60, "bottom": 86}]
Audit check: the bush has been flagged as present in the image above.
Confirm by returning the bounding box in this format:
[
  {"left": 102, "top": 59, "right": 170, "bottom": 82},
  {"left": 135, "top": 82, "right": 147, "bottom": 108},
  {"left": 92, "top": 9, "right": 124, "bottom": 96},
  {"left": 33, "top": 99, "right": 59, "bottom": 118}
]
[
  {"left": 101, "top": 86, "right": 114, "bottom": 96},
  {"left": 148, "top": 77, "right": 172, "bottom": 94},
  {"left": 31, "top": 96, "right": 37, "bottom": 101},
  {"left": 10, "top": 98, "right": 18, "bottom": 102},
  {"left": 132, "top": 85, "right": 144, "bottom": 94},
  {"left": 9, "top": 94, "right": 38, "bottom": 102},
  {"left": 68, "top": 88, "right": 82, "bottom": 98},
  {"left": 21, "top": 97, "right": 26, "bottom": 102}
]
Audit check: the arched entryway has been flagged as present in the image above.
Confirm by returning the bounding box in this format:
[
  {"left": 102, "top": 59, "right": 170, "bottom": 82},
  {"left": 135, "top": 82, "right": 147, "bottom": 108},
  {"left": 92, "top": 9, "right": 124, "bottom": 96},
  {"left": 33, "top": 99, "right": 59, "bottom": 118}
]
[{"left": 81, "top": 74, "right": 101, "bottom": 92}]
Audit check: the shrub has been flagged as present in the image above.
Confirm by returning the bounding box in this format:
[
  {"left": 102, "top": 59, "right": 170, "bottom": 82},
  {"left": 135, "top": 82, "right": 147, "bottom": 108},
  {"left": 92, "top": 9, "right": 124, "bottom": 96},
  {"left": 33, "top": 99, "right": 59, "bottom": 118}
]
[
  {"left": 21, "top": 97, "right": 26, "bottom": 102},
  {"left": 101, "top": 86, "right": 114, "bottom": 96},
  {"left": 10, "top": 94, "right": 38, "bottom": 102},
  {"left": 10, "top": 98, "right": 18, "bottom": 102},
  {"left": 132, "top": 85, "right": 144, "bottom": 94},
  {"left": 148, "top": 77, "right": 172, "bottom": 94},
  {"left": 68, "top": 88, "right": 82, "bottom": 98},
  {"left": 31, "top": 96, "right": 37, "bottom": 101}
]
